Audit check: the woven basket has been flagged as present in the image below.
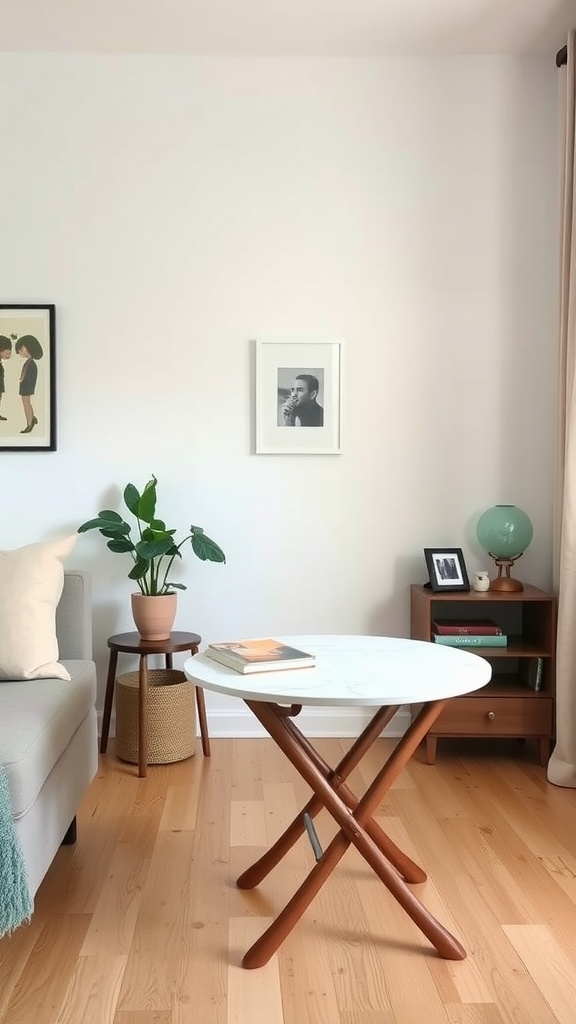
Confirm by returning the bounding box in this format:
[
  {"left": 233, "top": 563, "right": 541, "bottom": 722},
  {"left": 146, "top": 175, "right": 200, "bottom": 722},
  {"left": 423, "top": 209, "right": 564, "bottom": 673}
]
[{"left": 115, "top": 669, "right": 197, "bottom": 765}]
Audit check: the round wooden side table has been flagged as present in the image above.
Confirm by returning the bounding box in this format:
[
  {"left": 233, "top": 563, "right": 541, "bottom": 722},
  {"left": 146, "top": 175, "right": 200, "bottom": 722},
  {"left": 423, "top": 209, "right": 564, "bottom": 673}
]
[{"left": 100, "top": 631, "right": 210, "bottom": 777}]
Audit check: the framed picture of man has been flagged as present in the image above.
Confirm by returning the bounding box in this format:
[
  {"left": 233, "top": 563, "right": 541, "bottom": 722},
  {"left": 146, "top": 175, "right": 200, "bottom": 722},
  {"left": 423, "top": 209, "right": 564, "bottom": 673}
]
[
  {"left": 255, "top": 339, "right": 343, "bottom": 454},
  {"left": 0, "top": 304, "right": 56, "bottom": 452}
]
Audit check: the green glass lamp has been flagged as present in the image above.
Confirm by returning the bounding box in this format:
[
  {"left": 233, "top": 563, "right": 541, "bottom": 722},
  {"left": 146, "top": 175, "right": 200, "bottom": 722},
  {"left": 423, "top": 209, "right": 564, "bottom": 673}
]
[{"left": 476, "top": 504, "right": 533, "bottom": 592}]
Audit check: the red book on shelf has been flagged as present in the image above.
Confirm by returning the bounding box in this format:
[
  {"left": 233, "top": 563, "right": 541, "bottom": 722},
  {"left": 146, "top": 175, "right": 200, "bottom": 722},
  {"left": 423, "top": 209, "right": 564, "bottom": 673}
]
[{"left": 432, "top": 618, "right": 503, "bottom": 636}]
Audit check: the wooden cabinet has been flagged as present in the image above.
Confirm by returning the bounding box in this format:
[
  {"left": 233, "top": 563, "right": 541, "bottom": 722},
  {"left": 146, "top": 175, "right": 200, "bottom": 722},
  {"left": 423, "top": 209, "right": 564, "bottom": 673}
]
[{"left": 410, "top": 584, "right": 557, "bottom": 765}]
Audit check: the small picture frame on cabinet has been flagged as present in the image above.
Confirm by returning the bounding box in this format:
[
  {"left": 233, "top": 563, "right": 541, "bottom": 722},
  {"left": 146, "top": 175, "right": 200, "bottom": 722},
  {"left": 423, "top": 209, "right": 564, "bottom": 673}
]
[{"left": 424, "top": 547, "right": 470, "bottom": 592}]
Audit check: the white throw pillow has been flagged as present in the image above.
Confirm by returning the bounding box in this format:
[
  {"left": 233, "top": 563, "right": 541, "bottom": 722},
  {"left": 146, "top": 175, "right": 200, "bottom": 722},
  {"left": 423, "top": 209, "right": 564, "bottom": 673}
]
[{"left": 0, "top": 535, "right": 77, "bottom": 681}]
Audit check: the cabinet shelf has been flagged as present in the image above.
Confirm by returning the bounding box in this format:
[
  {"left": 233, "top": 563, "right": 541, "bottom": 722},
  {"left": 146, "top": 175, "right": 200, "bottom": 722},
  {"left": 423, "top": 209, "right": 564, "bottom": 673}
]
[
  {"left": 481, "top": 677, "right": 546, "bottom": 696},
  {"left": 410, "top": 583, "right": 557, "bottom": 765}
]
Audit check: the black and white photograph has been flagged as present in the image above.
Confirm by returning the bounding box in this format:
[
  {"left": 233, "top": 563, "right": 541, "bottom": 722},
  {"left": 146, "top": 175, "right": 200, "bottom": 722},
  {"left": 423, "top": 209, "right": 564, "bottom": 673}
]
[
  {"left": 256, "top": 339, "right": 342, "bottom": 454},
  {"left": 0, "top": 304, "right": 56, "bottom": 452},
  {"left": 424, "top": 547, "right": 470, "bottom": 592},
  {"left": 277, "top": 367, "right": 324, "bottom": 428}
]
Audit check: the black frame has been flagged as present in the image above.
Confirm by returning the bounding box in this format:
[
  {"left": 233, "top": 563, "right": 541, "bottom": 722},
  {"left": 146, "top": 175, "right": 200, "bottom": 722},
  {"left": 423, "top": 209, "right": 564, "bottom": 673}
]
[
  {"left": 424, "top": 547, "right": 470, "bottom": 592},
  {"left": 0, "top": 304, "right": 56, "bottom": 451}
]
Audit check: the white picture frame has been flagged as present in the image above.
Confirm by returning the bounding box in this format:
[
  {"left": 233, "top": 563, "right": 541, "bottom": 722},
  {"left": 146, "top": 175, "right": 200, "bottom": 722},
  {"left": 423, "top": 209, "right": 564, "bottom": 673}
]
[{"left": 255, "top": 339, "right": 343, "bottom": 455}]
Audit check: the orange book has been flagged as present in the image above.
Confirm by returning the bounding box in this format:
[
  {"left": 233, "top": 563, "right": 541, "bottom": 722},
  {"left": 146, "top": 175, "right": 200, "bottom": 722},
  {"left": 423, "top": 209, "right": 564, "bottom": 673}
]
[{"left": 205, "top": 638, "right": 315, "bottom": 674}]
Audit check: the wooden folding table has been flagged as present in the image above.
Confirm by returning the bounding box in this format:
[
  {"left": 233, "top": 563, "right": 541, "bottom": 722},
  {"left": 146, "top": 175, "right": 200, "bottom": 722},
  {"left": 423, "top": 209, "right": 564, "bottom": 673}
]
[{"left": 184, "top": 634, "right": 491, "bottom": 968}]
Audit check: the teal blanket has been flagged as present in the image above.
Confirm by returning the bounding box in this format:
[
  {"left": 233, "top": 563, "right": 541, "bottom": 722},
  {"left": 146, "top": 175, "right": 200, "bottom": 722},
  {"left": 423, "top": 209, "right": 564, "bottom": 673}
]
[{"left": 0, "top": 764, "right": 33, "bottom": 937}]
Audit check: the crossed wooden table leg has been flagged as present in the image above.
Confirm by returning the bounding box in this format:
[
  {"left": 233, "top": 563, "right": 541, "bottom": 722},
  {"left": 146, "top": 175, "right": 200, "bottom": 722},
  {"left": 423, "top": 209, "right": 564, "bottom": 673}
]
[{"left": 236, "top": 698, "right": 465, "bottom": 969}]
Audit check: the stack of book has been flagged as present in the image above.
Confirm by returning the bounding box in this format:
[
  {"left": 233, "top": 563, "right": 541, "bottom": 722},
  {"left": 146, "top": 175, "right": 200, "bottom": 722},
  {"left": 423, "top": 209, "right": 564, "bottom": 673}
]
[
  {"left": 205, "top": 638, "right": 316, "bottom": 674},
  {"left": 431, "top": 618, "right": 507, "bottom": 647}
]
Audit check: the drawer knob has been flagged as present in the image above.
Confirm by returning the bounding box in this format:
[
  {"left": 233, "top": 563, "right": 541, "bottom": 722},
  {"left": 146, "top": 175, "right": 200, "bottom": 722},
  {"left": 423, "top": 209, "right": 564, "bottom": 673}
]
[{"left": 486, "top": 711, "right": 495, "bottom": 721}]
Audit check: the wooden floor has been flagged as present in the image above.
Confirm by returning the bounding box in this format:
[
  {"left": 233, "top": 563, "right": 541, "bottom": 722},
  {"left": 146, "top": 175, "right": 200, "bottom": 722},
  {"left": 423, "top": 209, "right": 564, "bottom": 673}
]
[{"left": 2, "top": 736, "right": 576, "bottom": 1023}]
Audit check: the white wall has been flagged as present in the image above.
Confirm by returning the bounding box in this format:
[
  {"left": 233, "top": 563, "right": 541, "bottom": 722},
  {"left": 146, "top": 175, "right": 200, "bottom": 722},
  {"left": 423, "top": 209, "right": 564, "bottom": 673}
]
[{"left": 0, "top": 54, "right": 558, "bottom": 734}]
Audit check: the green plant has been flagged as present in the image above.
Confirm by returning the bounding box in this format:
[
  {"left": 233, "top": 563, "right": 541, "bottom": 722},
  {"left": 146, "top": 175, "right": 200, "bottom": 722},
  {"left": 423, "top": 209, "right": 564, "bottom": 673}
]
[{"left": 78, "top": 475, "right": 226, "bottom": 595}]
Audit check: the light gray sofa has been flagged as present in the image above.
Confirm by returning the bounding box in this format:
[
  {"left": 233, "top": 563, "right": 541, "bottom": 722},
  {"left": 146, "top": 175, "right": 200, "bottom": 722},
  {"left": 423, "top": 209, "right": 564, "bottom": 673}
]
[{"left": 0, "top": 570, "right": 98, "bottom": 895}]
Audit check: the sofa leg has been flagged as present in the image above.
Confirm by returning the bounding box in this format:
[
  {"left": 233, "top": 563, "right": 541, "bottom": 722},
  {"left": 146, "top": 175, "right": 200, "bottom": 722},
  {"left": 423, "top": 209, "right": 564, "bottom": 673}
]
[{"left": 62, "top": 817, "right": 77, "bottom": 845}]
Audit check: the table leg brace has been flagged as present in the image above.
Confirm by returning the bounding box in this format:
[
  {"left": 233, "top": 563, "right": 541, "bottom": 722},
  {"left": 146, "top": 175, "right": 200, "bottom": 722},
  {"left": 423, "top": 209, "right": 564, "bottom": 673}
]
[
  {"left": 240, "top": 698, "right": 465, "bottom": 968},
  {"left": 238, "top": 704, "right": 425, "bottom": 890}
]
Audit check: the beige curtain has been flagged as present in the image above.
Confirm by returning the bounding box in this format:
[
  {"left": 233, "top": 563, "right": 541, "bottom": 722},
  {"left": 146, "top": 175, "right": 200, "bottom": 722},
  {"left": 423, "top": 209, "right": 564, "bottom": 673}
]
[{"left": 548, "top": 31, "right": 576, "bottom": 787}]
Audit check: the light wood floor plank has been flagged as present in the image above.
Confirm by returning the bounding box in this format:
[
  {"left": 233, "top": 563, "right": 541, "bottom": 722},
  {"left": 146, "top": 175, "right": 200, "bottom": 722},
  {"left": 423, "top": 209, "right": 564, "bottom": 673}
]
[
  {"left": 446, "top": 870, "right": 559, "bottom": 1024},
  {"left": 227, "top": 918, "right": 283, "bottom": 1023},
  {"left": 158, "top": 763, "right": 205, "bottom": 832},
  {"left": 114, "top": 1013, "right": 172, "bottom": 1024},
  {"left": 114, "top": 1012, "right": 172, "bottom": 1024},
  {"left": 1, "top": 914, "right": 91, "bottom": 1024},
  {"left": 4, "top": 740, "right": 576, "bottom": 1024},
  {"left": 0, "top": 909, "right": 46, "bottom": 1019},
  {"left": 278, "top": 927, "right": 342, "bottom": 1024},
  {"left": 172, "top": 739, "right": 233, "bottom": 1024},
  {"left": 230, "top": 800, "right": 268, "bottom": 847},
  {"left": 352, "top": 843, "right": 450, "bottom": 1022},
  {"left": 231, "top": 736, "right": 263, "bottom": 800},
  {"left": 456, "top": 797, "right": 576, "bottom": 960},
  {"left": 340, "top": 1011, "right": 395, "bottom": 1024},
  {"left": 438, "top": 816, "right": 533, "bottom": 927},
  {"left": 81, "top": 815, "right": 157, "bottom": 955},
  {"left": 259, "top": 780, "right": 342, "bottom": 1024},
  {"left": 44, "top": 766, "right": 139, "bottom": 915},
  {"left": 460, "top": 761, "right": 576, "bottom": 910},
  {"left": 444, "top": 1006, "right": 506, "bottom": 1024},
  {"left": 413, "top": 880, "right": 493, "bottom": 1005},
  {"left": 322, "top": 848, "right": 394, "bottom": 1015},
  {"left": 262, "top": 780, "right": 299, "bottom": 845},
  {"left": 502, "top": 925, "right": 576, "bottom": 1024},
  {"left": 56, "top": 952, "right": 126, "bottom": 1024}
]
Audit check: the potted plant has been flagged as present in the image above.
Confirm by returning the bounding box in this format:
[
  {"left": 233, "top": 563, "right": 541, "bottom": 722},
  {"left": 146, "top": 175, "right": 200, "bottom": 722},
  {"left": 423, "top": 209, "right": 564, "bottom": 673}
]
[{"left": 78, "top": 475, "right": 226, "bottom": 639}]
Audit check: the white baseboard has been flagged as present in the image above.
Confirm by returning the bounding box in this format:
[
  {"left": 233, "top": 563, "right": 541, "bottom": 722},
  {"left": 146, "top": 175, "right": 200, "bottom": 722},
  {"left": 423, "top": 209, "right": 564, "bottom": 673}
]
[{"left": 100, "top": 706, "right": 411, "bottom": 740}]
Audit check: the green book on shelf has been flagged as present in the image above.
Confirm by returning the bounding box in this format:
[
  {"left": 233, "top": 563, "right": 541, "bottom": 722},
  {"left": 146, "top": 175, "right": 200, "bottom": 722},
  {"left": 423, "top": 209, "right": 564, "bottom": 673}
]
[{"left": 432, "top": 633, "right": 508, "bottom": 647}]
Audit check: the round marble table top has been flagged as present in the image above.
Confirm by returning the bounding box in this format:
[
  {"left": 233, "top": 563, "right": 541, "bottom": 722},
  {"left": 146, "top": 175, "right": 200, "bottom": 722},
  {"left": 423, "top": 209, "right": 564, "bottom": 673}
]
[{"left": 183, "top": 635, "right": 492, "bottom": 707}]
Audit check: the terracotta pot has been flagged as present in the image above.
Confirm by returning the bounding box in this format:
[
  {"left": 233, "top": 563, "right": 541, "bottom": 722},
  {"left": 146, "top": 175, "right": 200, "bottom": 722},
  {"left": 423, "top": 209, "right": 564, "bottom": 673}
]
[{"left": 131, "top": 593, "right": 177, "bottom": 641}]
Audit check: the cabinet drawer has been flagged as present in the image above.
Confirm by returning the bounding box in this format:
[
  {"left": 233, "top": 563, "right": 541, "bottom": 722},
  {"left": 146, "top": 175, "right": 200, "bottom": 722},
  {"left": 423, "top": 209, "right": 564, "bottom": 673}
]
[{"left": 431, "top": 696, "right": 553, "bottom": 737}]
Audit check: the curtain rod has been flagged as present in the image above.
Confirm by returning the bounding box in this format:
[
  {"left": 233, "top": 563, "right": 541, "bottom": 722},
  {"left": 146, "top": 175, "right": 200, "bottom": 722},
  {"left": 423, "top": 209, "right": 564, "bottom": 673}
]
[{"left": 556, "top": 44, "right": 567, "bottom": 68}]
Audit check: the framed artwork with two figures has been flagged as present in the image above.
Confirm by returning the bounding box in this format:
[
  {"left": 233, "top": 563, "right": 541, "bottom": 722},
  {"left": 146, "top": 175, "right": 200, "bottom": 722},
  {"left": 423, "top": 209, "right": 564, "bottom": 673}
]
[{"left": 0, "top": 304, "right": 56, "bottom": 452}]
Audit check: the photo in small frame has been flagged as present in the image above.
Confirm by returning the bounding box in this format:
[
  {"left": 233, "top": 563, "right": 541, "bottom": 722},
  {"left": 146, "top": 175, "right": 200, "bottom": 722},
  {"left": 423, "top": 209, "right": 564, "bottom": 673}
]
[
  {"left": 424, "top": 547, "right": 470, "bottom": 592},
  {"left": 255, "top": 338, "right": 343, "bottom": 454},
  {"left": 0, "top": 304, "right": 56, "bottom": 452}
]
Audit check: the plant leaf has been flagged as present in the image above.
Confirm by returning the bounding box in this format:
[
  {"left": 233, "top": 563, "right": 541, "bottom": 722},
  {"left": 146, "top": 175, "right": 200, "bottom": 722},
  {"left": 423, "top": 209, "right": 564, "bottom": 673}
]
[
  {"left": 166, "top": 581, "right": 187, "bottom": 591},
  {"left": 141, "top": 526, "right": 172, "bottom": 544},
  {"left": 78, "top": 518, "right": 105, "bottom": 533},
  {"left": 128, "top": 558, "right": 149, "bottom": 580},
  {"left": 190, "top": 528, "right": 226, "bottom": 563},
  {"left": 137, "top": 477, "right": 157, "bottom": 524},
  {"left": 149, "top": 518, "right": 167, "bottom": 532},
  {"left": 123, "top": 484, "right": 141, "bottom": 517},
  {"left": 107, "top": 539, "right": 135, "bottom": 553},
  {"left": 99, "top": 523, "right": 131, "bottom": 538},
  {"left": 135, "top": 537, "right": 175, "bottom": 559}
]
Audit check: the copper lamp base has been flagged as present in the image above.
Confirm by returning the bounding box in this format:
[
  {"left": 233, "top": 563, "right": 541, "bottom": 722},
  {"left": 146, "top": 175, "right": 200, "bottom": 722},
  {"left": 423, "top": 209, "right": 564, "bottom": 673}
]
[
  {"left": 489, "top": 576, "right": 524, "bottom": 592},
  {"left": 489, "top": 555, "right": 524, "bottom": 593}
]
